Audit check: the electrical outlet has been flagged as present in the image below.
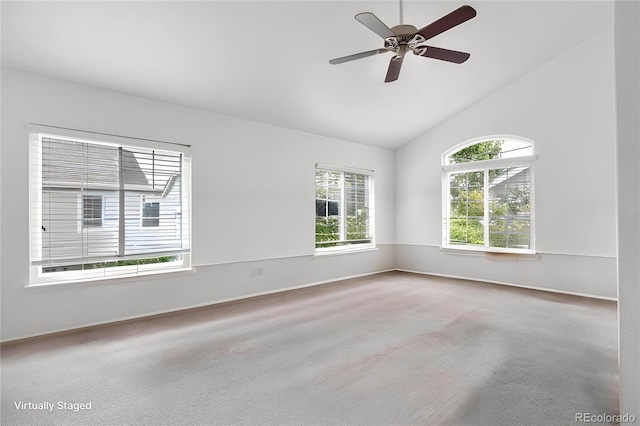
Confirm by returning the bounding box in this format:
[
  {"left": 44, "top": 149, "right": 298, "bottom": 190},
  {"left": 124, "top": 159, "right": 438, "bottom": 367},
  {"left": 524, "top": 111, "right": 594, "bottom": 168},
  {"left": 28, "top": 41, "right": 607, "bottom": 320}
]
[{"left": 250, "top": 267, "right": 264, "bottom": 277}]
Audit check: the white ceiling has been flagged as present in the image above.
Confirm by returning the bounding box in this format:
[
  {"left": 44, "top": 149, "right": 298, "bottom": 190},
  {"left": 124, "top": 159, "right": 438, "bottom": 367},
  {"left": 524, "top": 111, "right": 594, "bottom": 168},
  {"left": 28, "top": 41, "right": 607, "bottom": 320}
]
[{"left": 1, "top": 1, "right": 613, "bottom": 150}]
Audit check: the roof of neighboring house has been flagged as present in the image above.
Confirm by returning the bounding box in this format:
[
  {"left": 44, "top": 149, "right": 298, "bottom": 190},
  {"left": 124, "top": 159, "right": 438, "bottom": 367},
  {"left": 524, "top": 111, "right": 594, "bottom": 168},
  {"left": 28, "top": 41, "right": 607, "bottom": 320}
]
[
  {"left": 489, "top": 166, "right": 530, "bottom": 190},
  {"left": 42, "top": 138, "right": 176, "bottom": 194}
]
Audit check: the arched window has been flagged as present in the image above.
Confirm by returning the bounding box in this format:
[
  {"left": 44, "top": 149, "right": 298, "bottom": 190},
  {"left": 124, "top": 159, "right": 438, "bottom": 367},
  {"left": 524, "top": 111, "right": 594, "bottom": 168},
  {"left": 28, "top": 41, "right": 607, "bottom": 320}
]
[{"left": 442, "top": 137, "right": 535, "bottom": 253}]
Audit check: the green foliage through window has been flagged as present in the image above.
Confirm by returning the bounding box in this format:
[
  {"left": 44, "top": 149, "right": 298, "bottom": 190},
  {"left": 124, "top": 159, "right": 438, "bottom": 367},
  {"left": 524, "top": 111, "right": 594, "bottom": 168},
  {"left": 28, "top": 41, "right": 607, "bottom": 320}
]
[
  {"left": 449, "top": 140, "right": 503, "bottom": 164},
  {"left": 446, "top": 140, "right": 532, "bottom": 250},
  {"left": 42, "top": 256, "right": 180, "bottom": 274}
]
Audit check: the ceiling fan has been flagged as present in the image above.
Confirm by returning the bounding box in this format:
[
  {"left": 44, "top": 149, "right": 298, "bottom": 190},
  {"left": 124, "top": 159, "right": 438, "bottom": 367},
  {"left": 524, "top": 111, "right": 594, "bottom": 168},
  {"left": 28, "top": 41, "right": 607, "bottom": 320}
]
[{"left": 329, "top": 4, "right": 477, "bottom": 83}]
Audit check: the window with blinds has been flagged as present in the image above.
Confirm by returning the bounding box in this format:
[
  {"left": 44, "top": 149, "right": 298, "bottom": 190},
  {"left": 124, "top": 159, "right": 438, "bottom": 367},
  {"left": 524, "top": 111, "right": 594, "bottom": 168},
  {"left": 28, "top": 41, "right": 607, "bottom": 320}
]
[
  {"left": 315, "top": 164, "right": 374, "bottom": 252},
  {"left": 29, "top": 130, "right": 191, "bottom": 285},
  {"left": 442, "top": 138, "right": 535, "bottom": 253}
]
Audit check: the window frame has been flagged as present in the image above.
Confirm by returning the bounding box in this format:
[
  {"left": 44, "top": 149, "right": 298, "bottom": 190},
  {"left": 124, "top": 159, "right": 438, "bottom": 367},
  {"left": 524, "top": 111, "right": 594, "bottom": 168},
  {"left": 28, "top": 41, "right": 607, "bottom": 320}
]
[
  {"left": 441, "top": 137, "right": 536, "bottom": 254},
  {"left": 28, "top": 125, "right": 192, "bottom": 286},
  {"left": 314, "top": 163, "right": 375, "bottom": 255}
]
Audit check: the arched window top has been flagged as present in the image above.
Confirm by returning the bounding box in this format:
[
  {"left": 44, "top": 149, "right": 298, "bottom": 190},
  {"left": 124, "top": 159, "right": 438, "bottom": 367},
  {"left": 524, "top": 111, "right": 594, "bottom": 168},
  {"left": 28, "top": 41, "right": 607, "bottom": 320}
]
[{"left": 443, "top": 136, "right": 534, "bottom": 165}]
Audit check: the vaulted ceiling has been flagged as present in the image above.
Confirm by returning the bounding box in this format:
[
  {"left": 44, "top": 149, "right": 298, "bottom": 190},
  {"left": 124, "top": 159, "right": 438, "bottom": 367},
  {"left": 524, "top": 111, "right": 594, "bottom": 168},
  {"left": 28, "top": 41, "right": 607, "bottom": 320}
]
[{"left": 1, "top": 1, "right": 613, "bottom": 150}]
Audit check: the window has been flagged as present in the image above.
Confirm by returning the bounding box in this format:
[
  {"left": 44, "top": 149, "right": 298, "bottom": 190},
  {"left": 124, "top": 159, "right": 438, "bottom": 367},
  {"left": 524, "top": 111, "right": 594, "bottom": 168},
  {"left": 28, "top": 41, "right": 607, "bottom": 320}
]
[
  {"left": 315, "top": 164, "right": 374, "bottom": 252},
  {"left": 30, "top": 127, "right": 191, "bottom": 285},
  {"left": 141, "top": 196, "right": 160, "bottom": 227},
  {"left": 442, "top": 137, "right": 535, "bottom": 253},
  {"left": 82, "top": 195, "right": 103, "bottom": 227}
]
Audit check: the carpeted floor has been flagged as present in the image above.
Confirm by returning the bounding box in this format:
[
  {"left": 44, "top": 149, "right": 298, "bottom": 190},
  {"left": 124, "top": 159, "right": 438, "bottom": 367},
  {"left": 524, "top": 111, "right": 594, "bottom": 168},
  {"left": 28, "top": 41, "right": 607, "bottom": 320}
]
[{"left": 1, "top": 271, "right": 619, "bottom": 425}]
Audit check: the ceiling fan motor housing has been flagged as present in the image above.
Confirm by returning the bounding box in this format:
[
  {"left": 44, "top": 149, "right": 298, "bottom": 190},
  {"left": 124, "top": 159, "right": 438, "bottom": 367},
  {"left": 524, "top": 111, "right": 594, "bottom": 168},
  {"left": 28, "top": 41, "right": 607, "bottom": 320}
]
[
  {"left": 386, "top": 25, "right": 427, "bottom": 57},
  {"left": 390, "top": 24, "right": 418, "bottom": 36}
]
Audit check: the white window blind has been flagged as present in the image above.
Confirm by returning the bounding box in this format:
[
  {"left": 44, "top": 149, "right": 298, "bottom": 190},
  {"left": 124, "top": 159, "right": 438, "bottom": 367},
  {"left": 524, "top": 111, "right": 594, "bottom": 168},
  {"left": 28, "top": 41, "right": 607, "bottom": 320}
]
[
  {"left": 30, "top": 132, "right": 191, "bottom": 284},
  {"left": 315, "top": 165, "right": 374, "bottom": 251}
]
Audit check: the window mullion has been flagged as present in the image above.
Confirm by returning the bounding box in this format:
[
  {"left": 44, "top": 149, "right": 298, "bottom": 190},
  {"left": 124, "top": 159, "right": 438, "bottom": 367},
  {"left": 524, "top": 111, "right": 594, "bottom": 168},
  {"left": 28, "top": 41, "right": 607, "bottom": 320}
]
[
  {"left": 484, "top": 168, "right": 489, "bottom": 248},
  {"left": 179, "top": 153, "right": 183, "bottom": 248},
  {"left": 81, "top": 144, "right": 87, "bottom": 256},
  {"left": 340, "top": 171, "right": 346, "bottom": 241},
  {"left": 118, "top": 147, "right": 125, "bottom": 257},
  {"left": 445, "top": 172, "right": 450, "bottom": 247}
]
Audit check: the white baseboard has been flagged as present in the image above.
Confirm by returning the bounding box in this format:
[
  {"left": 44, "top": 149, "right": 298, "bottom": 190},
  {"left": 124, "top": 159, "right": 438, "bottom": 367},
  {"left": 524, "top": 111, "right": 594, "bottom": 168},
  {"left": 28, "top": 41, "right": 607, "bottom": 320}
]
[{"left": 395, "top": 268, "right": 618, "bottom": 302}]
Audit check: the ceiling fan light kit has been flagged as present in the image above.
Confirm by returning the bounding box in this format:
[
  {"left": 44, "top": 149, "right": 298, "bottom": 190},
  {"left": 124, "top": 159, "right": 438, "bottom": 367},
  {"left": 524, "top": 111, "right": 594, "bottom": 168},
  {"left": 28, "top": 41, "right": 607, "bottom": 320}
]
[{"left": 330, "top": 5, "right": 477, "bottom": 83}]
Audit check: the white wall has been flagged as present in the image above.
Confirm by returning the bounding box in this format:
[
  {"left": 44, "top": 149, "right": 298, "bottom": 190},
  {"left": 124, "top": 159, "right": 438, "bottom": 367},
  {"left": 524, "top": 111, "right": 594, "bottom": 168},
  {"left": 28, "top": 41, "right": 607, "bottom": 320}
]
[
  {"left": 0, "top": 25, "right": 621, "bottom": 341},
  {"left": 0, "top": 67, "right": 396, "bottom": 341},
  {"left": 395, "top": 27, "right": 617, "bottom": 299},
  {"left": 615, "top": 0, "right": 640, "bottom": 417}
]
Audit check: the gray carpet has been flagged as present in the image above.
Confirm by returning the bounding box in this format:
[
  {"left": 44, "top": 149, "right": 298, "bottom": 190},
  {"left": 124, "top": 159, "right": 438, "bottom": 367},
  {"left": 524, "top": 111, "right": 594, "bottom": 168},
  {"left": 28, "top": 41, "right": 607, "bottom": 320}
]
[{"left": 1, "top": 271, "right": 619, "bottom": 425}]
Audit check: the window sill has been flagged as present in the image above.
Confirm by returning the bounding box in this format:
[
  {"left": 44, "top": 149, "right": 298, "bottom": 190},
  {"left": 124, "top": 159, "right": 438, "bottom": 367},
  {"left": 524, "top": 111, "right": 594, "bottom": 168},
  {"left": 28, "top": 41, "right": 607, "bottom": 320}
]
[
  {"left": 440, "top": 246, "right": 539, "bottom": 259},
  {"left": 25, "top": 267, "right": 196, "bottom": 291},
  {"left": 314, "top": 246, "right": 378, "bottom": 257}
]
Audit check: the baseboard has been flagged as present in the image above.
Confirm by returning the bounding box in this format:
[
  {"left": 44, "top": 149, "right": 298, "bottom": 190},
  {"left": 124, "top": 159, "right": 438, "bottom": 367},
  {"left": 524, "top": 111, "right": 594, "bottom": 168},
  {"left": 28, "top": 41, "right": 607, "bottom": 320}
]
[
  {"left": 395, "top": 268, "right": 618, "bottom": 302},
  {"left": 1, "top": 268, "right": 396, "bottom": 344}
]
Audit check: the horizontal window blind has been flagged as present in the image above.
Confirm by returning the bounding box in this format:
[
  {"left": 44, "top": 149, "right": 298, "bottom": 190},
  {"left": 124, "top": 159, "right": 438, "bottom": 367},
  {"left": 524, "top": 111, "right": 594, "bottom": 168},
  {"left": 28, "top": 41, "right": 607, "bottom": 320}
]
[{"left": 30, "top": 134, "right": 191, "bottom": 283}]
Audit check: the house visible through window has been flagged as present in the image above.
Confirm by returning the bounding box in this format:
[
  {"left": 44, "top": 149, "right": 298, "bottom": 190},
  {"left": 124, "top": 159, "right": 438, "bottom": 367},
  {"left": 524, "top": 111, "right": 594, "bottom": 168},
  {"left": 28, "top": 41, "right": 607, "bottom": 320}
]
[
  {"left": 30, "top": 129, "right": 191, "bottom": 285},
  {"left": 315, "top": 165, "right": 374, "bottom": 252},
  {"left": 442, "top": 138, "right": 535, "bottom": 253}
]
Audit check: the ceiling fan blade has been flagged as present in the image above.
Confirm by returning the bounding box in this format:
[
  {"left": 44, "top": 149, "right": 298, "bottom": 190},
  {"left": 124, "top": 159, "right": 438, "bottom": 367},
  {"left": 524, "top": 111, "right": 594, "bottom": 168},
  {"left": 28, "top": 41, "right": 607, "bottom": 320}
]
[
  {"left": 355, "top": 12, "right": 396, "bottom": 39},
  {"left": 416, "top": 46, "right": 470, "bottom": 64},
  {"left": 329, "top": 48, "right": 389, "bottom": 65},
  {"left": 416, "top": 5, "right": 476, "bottom": 41},
  {"left": 384, "top": 54, "right": 405, "bottom": 83}
]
